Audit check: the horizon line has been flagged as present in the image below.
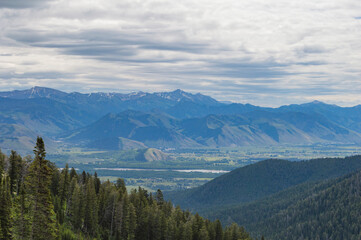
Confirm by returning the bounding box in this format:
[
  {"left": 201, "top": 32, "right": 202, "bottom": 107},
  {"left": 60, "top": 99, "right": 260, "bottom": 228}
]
[{"left": 0, "top": 85, "right": 358, "bottom": 108}]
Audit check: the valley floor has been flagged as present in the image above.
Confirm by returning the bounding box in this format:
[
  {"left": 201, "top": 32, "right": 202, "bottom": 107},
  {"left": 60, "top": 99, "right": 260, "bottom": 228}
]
[{"left": 49, "top": 144, "right": 361, "bottom": 191}]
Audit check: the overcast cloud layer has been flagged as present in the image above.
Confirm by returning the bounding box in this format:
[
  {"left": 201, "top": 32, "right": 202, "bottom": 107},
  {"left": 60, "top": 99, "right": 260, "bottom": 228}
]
[{"left": 0, "top": 0, "right": 360, "bottom": 106}]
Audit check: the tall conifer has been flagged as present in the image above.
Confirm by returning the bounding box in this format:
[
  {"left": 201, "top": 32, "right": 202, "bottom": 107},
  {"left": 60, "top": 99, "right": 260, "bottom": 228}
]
[
  {"left": 84, "top": 178, "right": 98, "bottom": 237},
  {"left": 9, "top": 150, "right": 21, "bottom": 195},
  {"left": 0, "top": 175, "right": 12, "bottom": 240},
  {"left": 27, "top": 137, "right": 58, "bottom": 240},
  {"left": 13, "top": 183, "right": 32, "bottom": 239},
  {"left": 0, "top": 150, "right": 5, "bottom": 178}
]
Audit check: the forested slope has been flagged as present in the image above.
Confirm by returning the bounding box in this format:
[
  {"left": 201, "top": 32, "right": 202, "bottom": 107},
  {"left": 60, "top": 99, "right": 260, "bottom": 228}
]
[
  {"left": 0, "top": 138, "right": 251, "bottom": 240},
  {"left": 207, "top": 171, "right": 361, "bottom": 240},
  {"left": 167, "top": 155, "right": 361, "bottom": 210}
]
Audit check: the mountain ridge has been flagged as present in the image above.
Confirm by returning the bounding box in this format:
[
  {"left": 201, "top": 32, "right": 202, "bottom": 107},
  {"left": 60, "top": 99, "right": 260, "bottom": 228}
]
[
  {"left": 3, "top": 86, "right": 361, "bottom": 107},
  {"left": 0, "top": 86, "right": 219, "bottom": 105},
  {"left": 3, "top": 87, "right": 361, "bottom": 152},
  {"left": 64, "top": 109, "right": 361, "bottom": 150}
]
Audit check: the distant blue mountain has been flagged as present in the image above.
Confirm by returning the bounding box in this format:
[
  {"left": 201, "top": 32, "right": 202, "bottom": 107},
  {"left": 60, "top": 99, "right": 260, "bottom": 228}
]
[
  {"left": 1, "top": 87, "right": 361, "bottom": 152},
  {"left": 0, "top": 87, "right": 220, "bottom": 116},
  {"left": 65, "top": 109, "right": 361, "bottom": 150}
]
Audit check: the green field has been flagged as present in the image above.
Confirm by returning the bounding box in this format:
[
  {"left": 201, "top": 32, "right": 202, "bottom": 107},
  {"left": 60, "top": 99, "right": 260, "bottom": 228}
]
[{"left": 48, "top": 144, "right": 361, "bottom": 191}]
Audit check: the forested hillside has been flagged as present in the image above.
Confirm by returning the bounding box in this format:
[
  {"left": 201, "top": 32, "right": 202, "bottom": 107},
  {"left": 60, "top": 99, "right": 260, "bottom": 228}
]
[
  {"left": 0, "top": 137, "right": 251, "bottom": 240},
  {"left": 207, "top": 171, "right": 361, "bottom": 240},
  {"left": 167, "top": 155, "right": 361, "bottom": 210}
]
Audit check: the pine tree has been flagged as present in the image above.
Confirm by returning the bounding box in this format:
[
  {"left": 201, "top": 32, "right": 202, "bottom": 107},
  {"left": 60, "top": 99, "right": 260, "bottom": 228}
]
[
  {"left": 215, "top": 219, "right": 223, "bottom": 240},
  {"left": 16, "top": 156, "right": 27, "bottom": 197},
  {"left": 58, "top": 164, "right": 70, "bottom": 224},
  {"left": 127, "top": 203, "right": 137, "bottom": 240},
  {"left": 199, "top": 225, "right": 210, "bottom": 240},
  {"left": 94, "top": 172, "right": 100, "bottom": 194},
  {"left": 156, "top": 189, "right": 164, "bottom": 205},
  {"left": 9, "top": 150, "right": 22, "bottom": 195},
  {"left": 192, "top": 213, "right": 204, "bottom": 240},
  {"left": 121, "top": 194, "right": 133, "bottom": 240},
  {"left": 69, "top": 182, "right": 83, "bottom": 230},
  {"left": 81, "top": 171, "right": 87, "bottom": 184},
  {"left": 26, "top": 137, "right": 58, "bottom": 240},
  {"left": 182, "top": 221, "right": 193, "bottom": 240},
  {"left": 12, "top": 183, "right": 32, "bottom": 239},
  {"left": 0, "top": 150, "right": 5, "bottom": 178},
  {"left": 113, "top": 195, "right": 124, "bottom": 240},
  {"left": 116, "top": 178, "right": 126, "bottom": 193},
  {"left": 69, "top": 167, "right": 77, "bottom": 181},
  {"left": 84, "top": 177, "right": 98, "bottom": 237},
  {"left": 0, "top": 175, "right": 13, "bottom": 240},
  {"left": 223, "top": 223, "right": 251, "bottom": 240},
  {"left": 205, "top": 220, "right": 216, "bottom": 240},
  {"left": 50, "top": 167, "right": 61, "bottom": 197}
]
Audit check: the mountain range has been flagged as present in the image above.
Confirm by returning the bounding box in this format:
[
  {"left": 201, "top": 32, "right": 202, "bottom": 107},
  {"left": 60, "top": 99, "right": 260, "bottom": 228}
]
[{"left": 2, "top": 86, "right": 361, "bottom": 153}]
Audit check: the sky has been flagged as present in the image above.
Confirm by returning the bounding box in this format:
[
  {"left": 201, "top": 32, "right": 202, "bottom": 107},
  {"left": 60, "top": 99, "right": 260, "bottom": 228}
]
[{"left": 0, "top": 0, "right": 361, "bottom": 107}]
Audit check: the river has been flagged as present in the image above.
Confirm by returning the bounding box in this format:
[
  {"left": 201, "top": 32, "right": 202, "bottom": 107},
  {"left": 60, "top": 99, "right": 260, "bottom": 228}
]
[{"left": 94, "top": 168, "right": 229, "bottom": 174}]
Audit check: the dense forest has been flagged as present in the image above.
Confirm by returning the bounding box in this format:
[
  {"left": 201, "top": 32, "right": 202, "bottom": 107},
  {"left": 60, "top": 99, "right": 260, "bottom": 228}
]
[
  {"left": 167, "top": 156, "right": 361, "bottom": 210},
  {"left": 0, "top": 137, "right": 251, "bottom": 240},
  {"left": 206, "top": 171, "right": 361, "bottom": 239}
]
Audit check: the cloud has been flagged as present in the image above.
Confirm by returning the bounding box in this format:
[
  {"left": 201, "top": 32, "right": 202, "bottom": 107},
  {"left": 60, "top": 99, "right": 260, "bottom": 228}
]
[
  {"left": 0, "top": 0, "right": 361, "bottom": 107},
  {"left": 0, "top": 71, "right": 73, "bottom": 79},
  {"left": 0, "top": 0, "right": 53, "bottom": 9},
  {"left": 7, "top": 28, "right": 210, "bottom": 62}
]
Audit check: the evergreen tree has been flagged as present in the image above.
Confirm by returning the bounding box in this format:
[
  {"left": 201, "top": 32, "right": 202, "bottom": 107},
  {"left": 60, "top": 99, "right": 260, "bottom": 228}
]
[
  {"left": 192, "top": 213, "right": 204, "bottom": 240},
  {"left": 215, "top": 219, "right": 223, "bottom": 240},
  {"left": 182, "top": 221, "right": 193, "bottom": 240},
  {"left": 112, "top": 190, "right": 124, "bottom": 240},
  {"left": 0, "top": 150, "right": 6, "bottom": 178},
  {"left": 12, "top": 183, "right": 32, "bottom": 240},
  {"left": 0, "top": 175, "right": 13, "bottom": 240},
  {"left": 115, "top": 178, "right": 126, "bottom": 193},
  {"left": 26, "top": 137, "right": 58, "bottom": 240},
  {"left": 94, "top": 171, "right": 100, "bottom": 194},
  {"left": 58, "top": 164, "right": 70, "bottom": 224},
  {"left": 69, "top": 167, "right": 77, "bottom": 181},
  {"left": 50, "top": 168, "right": 61, "bottom": 197},
  {"left": 16, "top": 156, "right": 27, "bottom": 197},
  {"left": 9, "top": 150, "right": 22, "bottom": 195},
  {"left": 69, "top": 182, "right": 83, "bottom": 230},
  {"left": 81, "top": 171, "right": 87, "bottom": 184},
  {"left": 84, "top": 178, "right": 98, "bottom": 237},
  {"left": 121, "top": 194, "right": 134, "bottom": 240},
  {"left": 127, "top": 203, "right": 137, "bottom": 240},
  {"left": 156, "top": 189, "right": 164, "bottom": 205},
  {"left": 199, "top": 225, "right": 210, "bottom": 240}
]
